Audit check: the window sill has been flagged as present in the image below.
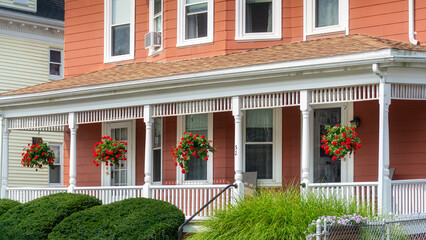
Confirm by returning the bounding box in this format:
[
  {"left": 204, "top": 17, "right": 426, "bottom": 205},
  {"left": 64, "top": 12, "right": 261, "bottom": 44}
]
[
  {"left": 49, "top": 75, "right": 62, "bottom": 81},
  {"left": 104, "top": 54, "right": 134, "bottom": 64},
  {"left": 176, "top": 37, "right": 213, "bottom": 48},
  {"left": 305, "top": 26, "right": 346, "bottom": 38},
  {"left": 235, "top": 33, "right": 282, "bottom": 42},
  {"left": 148, "top": 47, "right": 163, "bottom": 57}
]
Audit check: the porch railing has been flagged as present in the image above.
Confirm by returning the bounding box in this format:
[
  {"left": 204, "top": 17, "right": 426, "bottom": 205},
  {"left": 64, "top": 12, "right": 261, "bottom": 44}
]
[
  {"left": 74, "top": 186, "right": 144, "bottom": 204},
  {"left": 7, "top": 187, "right": 68, "bottom": 203},
  {"left": 307, "top": 182, "right": 378, "bottom": 213},
  {"left": 392, "top": 179, "right": 426, "bottom": 216}
]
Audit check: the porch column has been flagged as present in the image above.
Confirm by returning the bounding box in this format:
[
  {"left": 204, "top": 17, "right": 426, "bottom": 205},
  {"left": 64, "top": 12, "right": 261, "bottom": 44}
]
[
  {"left": 378, "top": 81, "right": 392, "bottom": 214},
  {"left": 143, "top": 105, "right": 153, "bottom": 198},
  {"left": 300, "top": 90, "right": 312, "bottom": 189},
  {"left": 232, "top": 96, "right": 244, "bottom": 199},
  {"left": 0, "top": 117, "right": 9, "bottom": 198},
  {"left": 68, "top": 113, "right": 78, "bottom": 193}
]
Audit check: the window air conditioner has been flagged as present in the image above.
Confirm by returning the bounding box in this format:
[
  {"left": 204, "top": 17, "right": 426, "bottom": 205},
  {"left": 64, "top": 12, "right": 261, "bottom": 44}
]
[{"left": 145, "top": 32, "right": 162, "bottom": 49}]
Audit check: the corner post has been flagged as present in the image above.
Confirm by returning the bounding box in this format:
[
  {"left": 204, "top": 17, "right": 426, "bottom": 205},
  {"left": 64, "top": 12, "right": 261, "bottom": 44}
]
[
  {"left": 0, "top": 117, "right": 10, "bottom": 198},
  {"left": 68, "top": 112, "right": 78, "bottom": 193},
  {"left": 232, "top": 96, "right": 244, "bottom": 200},
  {"left": 300, "top": 90, "right": 312, "bottom": 191},
  {"left": 143, "top": 105, "right": 153, "bottom": 198}
]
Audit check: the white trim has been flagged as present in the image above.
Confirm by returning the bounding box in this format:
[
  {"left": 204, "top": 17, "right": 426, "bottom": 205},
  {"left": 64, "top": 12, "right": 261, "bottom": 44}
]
[
  {"left": 104, "top": 0, "right": 135, "bottom": 63},
  {"left": 48, "top": 142, "right": 63, "bottom": 186},
  {"left": 101, "top": 120, "right": 136, "bottom": 186},
  {"left": 0, "top": 9, "right": 64, "bottom": 29},
  {"left": 243, "top": 108, "right": 282, "bottom": 186},
  {"left": 304, "top": 0, "right": 349, "bottom": 39},
  {"left": 176, "top": 113, "right": 214, "bottom": 184},
  {"left": 0, "top": 21, "right": 63, "bottom": 46},
  {"left": 49, "top": 48, "right": 64, "bottom": 80},
  {"left": 176, "top": 0, "right": 214, "bottom": 47},
  {"left": 235, "top": 0, "right": 282, "bottom": 41},
  {"left": 148, "top": 0, "right": 163, "bottom": 56}
]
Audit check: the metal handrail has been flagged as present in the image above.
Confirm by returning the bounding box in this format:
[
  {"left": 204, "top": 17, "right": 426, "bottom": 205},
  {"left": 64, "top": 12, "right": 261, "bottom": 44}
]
[{"left": 177, "top": 183, "right": 237, "bottom": 240}]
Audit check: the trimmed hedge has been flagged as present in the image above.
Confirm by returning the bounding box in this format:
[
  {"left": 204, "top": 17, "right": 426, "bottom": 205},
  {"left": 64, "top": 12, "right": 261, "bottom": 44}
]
[
  {"left": 0, "top": 199, "right": 21, "bottom": 216},
  {"left": 48, "top": 198, "right": 185, "bottom": 240},
  {"left": 0, "top": 193, "right": 102, "bottom": 240}
]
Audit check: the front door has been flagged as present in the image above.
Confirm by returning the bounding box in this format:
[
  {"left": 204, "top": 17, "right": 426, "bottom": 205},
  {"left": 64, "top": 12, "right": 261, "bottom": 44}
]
[{"left": 313, "top": 108, "right": 341, "bottom": 183}]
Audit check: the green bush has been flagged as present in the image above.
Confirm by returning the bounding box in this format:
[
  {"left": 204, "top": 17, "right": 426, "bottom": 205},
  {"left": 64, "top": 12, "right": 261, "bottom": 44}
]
[
  {"left": 48, "top": 198, "right": 185, "bottom": 240},
  {"left": 189, "top": 185, "right": 373, "bottom": 240},
  {"left": 0, "top": 193, "right": 102, "bottom": 240},
  {"left": 0, "top": 199, "right": 21, "bottom": 216}
]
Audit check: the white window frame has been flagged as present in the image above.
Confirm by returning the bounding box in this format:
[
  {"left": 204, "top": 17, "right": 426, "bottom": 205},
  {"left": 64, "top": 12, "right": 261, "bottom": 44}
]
[
  {"left": 148, "top": 0, "right": 163, "bottom": 56},
  {"left": 243, "top": 108, "right": 282, "bottom": 187},
  {"left": 235, "top": 0, "right": 282, "bottom": 41},
  {"left": 49, "top": 48, "right": 63, "bottom": 80},
  {"left": 101, "top": 120, "right": 136, "bottom": 186},
  {"left": 152, "top": 117, "right": 163, "bottom": 184},
  {"left": 176, "top": 113, "right": 214, "bottom": 184},
  {"left": 308, "top": 102, "right": 354, "bottom": 183},
  {"left": 304, "top": 0, "right": 349, "bottom": 39},
  {"left": 48, "top": 142, "right": 63, "bottom": 186},
  {"left": 13, "top": 0, "right": 28, "bottom": 6},
  {"left": 176, "top": 0, "right": 214, "bottom": 47},
  {"left": 104, "top": 0, "right": 135, "bottom": 63}
]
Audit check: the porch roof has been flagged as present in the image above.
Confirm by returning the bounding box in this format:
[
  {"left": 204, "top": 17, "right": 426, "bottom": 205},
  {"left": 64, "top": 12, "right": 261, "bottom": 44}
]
[{"left": 4, "top": 34, "right": 426, "bottom": 96}]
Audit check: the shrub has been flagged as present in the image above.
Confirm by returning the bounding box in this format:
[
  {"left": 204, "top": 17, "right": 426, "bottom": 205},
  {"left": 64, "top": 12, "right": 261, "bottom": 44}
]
[
  {"left": 48, "top": 198, "right": 185, "bottom": 240},
  {"left": 188, "top": 185, "right": 373, "bottom": 240},
  {"left": 0, "top": 193, "right": 102, "bottom": 240},
  {"left": 0, "top": 199, "right": 21, "bottom": 216}
]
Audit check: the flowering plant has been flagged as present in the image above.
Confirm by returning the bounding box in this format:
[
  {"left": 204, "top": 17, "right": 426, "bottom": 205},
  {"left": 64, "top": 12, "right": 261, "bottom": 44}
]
[
  {"left": 21, "top": 142, "right": 55, "bottom": 171},
  {"left": 171, "top": 132, "right": 216, "bottom": 174},
  {"left": 305, "top": 214, "right": 370, "bottom": 239},
  {"left": 321, "top": 124, "right": 362, "bottom": 161},
  {"left": 92, "top": 136, "right": 127, "bottom": 167}
]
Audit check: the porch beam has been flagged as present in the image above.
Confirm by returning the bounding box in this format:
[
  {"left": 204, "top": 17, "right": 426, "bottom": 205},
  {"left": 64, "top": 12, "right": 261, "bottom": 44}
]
[
  {"left": 232, "top": 96, "right": 244, "bottom": 199},
  {"left": 0, "top": 117, "right": 9, "bottom": 198},
  {"left": 143, "top": 105, "right": 153, "bottom": 198},
  {"left": 300, "top": 90, "right": 312, "bottom": 187},
  {"left": 68, "top": 113, "right": 78, "bottom": 193}
]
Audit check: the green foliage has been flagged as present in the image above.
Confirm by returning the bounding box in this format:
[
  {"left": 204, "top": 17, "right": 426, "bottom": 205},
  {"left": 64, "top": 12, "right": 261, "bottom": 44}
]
[
  {"left": 189, "top": 185, "right": 373, "bottom": 240},
  {"left": 0, "top": 199, "right": 21, "bottom": 216},
  {"left": 0, "top": 193, "right": 102, "bottom": 240},
  {"left": 321, "top": 124, "right": 361, "bottom": 161},
  {"left": 48, "top": 198, "right": 185, "bottom": 240},
  {"left": 21, "top": 141, "right": 56, "bottom": 170},
  {"left": 93, "top": 136, "right": 128, "bottom": 167}
]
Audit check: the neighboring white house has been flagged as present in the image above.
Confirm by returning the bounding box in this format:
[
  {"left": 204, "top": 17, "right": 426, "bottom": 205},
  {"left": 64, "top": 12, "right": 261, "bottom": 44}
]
[{"left": 0, "top": 0, "right": 64, "bottom": 187}]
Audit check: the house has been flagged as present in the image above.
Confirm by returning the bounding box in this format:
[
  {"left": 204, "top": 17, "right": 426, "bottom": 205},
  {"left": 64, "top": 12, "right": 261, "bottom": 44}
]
[
  {"left": 0, "top": 0, "right": 64, "bottom": 187},
  {"left": 0, "top": 0, "right": 425, "bottom": 218}
]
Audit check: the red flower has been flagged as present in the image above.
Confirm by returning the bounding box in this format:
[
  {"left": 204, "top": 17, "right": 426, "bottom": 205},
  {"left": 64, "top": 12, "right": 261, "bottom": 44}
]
[
  {"left": 351, "top": 127, "right": 356, "bottom": 131},
  {"left": 189, "top": 133, "right": 193, "bottom": 136},
  {"left": 182, "top": 169, "right": 186, "bottom": 174},
  {"left": 201, "top": 135, "right": 206, "bottom": 138},
  {"left": 342, "top": 133, "right": 347, "bottom": 138},
  {"left": 204, "top": 157, "right": 208, "bottom": 160},
  {"left": 332, "top": 141, "right": 337, "bottom": 145},
  {"left": 335, "top": 150, "right": 340, "bottom": 154},
  {"left": 192, "top": 152, "right": 196, "bottom": 156},
  {"left": 341, "top": 142, "right": 345, "bottom": 146},
  {"left": 175, "top": 162, "right": 178, "bottom": 166},
  {"left": 335, "top": 136, "right": 339, "bottom": 139},
  {"left": 332, "top": 156, "right": 337, "bottom": 161}
]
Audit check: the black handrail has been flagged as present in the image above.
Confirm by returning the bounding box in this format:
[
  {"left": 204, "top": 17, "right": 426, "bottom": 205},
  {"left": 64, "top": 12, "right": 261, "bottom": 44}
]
[{"left": 177, "top": 183, "right": 238, "bottom": 240}]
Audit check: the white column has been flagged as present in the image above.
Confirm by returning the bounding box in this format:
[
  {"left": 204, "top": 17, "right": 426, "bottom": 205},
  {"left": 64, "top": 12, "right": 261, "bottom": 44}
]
[
  {"left": 143, "top": 105, "right": 153, "bottom": 198},
  {"left": 68, "top": 113, "right": 78, "bottom": 193},
  {"left": 232, "top": 96, "right": 244, "bottom": 199},
  {"left": 0, "top": 117, "right": 9, "bottom": 198},
  {"left": 300, "top": 90, "right": 312, "bottom": 188},
  {"left": 378, "top": 81, "right": 392, "bottom": 214}
]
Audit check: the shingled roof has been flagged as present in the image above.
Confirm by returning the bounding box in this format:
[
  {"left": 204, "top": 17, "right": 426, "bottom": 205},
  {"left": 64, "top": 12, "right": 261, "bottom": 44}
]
[{"left": 4, "top": 34, "right": 426, "bottom": 96}]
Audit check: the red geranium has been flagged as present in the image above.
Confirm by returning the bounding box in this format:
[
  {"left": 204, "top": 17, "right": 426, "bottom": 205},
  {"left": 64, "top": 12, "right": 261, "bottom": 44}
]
[
  {"left": 92, "top": 136, "right": 127, "bottom": 166},
  {"left": 321, "top": 124, "right": 362, "bottom": 161},
  {"left": 21, "top": 142, "right": 55, "bottom": 171}
]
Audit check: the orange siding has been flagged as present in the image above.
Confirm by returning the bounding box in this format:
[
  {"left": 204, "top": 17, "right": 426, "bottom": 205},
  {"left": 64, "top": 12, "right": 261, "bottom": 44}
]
[
  {"left": 135, "top": 120, "right": 145, "bottom": 185},
  {"left": 282, "top": 107, "right": 301, "bottom": 183},
  {"left": 213, "top": 112, "right": 235, "bottom": 184}
]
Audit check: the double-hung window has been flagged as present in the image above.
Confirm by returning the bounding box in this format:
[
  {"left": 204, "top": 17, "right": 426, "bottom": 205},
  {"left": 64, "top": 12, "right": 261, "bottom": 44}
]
[
  {"left": 152, "top": 118, "right": 162, "bottom": 183},
  {"left": 147, "top": 0, "right": 163, "bottom": 55},
  {"left": 177, "top": 0, "right": 213, "bottom": 47},
  {"left": 235, "top": 0, "right": 281, "bottom": 41},
  {"left": 49, "top": 143, "right": 63, "bottom": 185},
  {"left": 49, "top": 49, "right": 62, "bottom": 80},
  {"left": 244, "top": 109, "right": 282, "bottom": 186},
  {"left": 304, "top": 0, "right": 348, "bottom": 37},
  {"left": 104, "top": 0, "right": 135, "bottom": 63}
]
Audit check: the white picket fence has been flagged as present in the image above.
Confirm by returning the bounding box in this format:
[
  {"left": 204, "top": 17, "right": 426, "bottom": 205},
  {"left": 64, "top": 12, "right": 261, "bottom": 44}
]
[{"left": 392, "top": 179, "right": 426, "bottom": 216}]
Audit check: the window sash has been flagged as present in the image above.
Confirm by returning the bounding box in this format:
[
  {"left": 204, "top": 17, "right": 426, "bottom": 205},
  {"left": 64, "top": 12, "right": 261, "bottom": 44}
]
[
  {"left": 184, "top": 114, "right": 208, "bottom": 182},
  {"left": 49, "top": 143, "right": 63, "bottom": 185}
]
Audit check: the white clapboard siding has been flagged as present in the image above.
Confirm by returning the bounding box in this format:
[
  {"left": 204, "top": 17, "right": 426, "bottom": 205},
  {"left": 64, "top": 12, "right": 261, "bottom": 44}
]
[
  {"left": 0, "top": 36, "right": 51, "bottom": 92},
  {"left": 0, "top": 0, "right": 36, "bottom": 12},
  {"left": 8, "top": 131, "right": 64, "bottom": 187}
]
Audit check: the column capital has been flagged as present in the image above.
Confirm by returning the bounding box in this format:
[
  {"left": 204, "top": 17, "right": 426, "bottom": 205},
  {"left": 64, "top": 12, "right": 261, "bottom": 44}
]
[
  {"left": 232, "top": 96, "right": 243, "bottom": 117},
  {"left": 143, "top": 105, "right": 153, "bottom": 123},
  {"left": 300, "top": 90, "right": 312, "bottom": 112}
]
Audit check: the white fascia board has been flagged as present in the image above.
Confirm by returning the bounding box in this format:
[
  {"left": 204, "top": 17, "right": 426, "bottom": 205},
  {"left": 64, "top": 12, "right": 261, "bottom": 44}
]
[
  {"left": 0, "top": 9, "right": 64, "bottom": 30},
  {"left": 0, "top": 26, "right": 63, "bottom": 45}
]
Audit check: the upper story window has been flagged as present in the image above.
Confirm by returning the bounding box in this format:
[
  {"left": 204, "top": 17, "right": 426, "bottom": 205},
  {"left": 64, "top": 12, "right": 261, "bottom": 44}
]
[
  {"left": 49, "top": 49, "right": 62, "bottom": 80},
  {"left": 235, "top": 0, "right": 282, "bottom": 41},
  {"left": 304, "top": 0, "right": 348, "bottom": 38},
  {"left": 146, "top": 0, "right": 163, "bottom": 55},
  {"left": 177, "top": 0, "right": 214, "bottom": 47},
  {"left": 104, "top": 0, "right": 135, "bottom": 63}
]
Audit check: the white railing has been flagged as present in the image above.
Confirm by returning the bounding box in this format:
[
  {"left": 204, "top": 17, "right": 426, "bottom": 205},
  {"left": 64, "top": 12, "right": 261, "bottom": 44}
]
[
  {"left": 392, "top": 179, "right": 426, "bottom": 216},
  {"left": 74, "top": 186, "right": 144, "bottom": 204},
  {"left": 391, "top": 83, "right": 426, "bottom": 100},
  {"left": 307, "top": 182, "right": 378, "bottom": 213},
  {"left": 150, "top": 184, "right": 232, "bottom": 218},
  {"left": 242, "top": 91, "right": 300, "bottom": 110},
  {"left": 152, "top": 98, "right": 232, "bottom": 117},
  {"left": 6, "top": 187, "right": 68, "bottom": 203},
  {"left": 311, "top": 84, "right": 379, "bottom": 104}
]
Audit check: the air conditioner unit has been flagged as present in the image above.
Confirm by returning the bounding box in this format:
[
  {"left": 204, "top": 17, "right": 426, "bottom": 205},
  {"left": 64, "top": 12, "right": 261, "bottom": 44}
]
[{"left": 145, "top": 32, "right": 162, "bottom": 49}]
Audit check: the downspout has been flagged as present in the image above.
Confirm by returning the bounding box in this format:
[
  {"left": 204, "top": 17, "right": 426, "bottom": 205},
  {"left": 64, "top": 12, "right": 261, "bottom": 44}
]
[
  {"left": 409, "top": 0, "right": 420, "bottom": 45},
  {"left": 372, "top": 63, "right": 384, "bottom": 79}
]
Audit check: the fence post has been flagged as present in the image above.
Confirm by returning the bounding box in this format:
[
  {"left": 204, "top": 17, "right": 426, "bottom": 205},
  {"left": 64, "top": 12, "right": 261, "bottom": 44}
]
[
  {"left": 316, "top": 219, "right": 322, "bottom": 240},
  {"left": 386, "top": 222, "right": 391, "bottom": 240}
]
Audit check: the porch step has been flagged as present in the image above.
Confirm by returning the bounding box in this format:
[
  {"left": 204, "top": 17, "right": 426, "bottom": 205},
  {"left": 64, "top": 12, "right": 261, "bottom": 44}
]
[{"left": 183, "top": 219, "right": 208, "bottom": 233}]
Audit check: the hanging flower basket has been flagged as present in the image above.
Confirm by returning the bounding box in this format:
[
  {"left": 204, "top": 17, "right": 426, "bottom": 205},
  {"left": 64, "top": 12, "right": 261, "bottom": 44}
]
[
  {"left": 92, "top": 136, "right": 127, "bottom": 167},
  {"left": 321, "top": 124, "right": 362, "bottom": 161},
  {"left": 21, "top": 142, "right": 55, "bottom": 171},
  {"left": 172, "top": 132, "right": 216, "bottom": 174}
]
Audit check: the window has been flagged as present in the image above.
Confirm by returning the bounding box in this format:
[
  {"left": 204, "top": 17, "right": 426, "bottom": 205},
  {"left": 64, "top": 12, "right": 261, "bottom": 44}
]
[
  {"left": 49, "top": 143, "right": 63, "bottom": 185},
  {"left": 177, "top": 0, "right": 213, "bottom": 47},
  {"left": 152, "top": 118, "right": 162, "bottom": 183},
  {"left": 304, "top": 0, "right": 348, "bottom": 37},
  {"left": 49, "top": 49, "right": 62, "bottom": 80},
  {"left": 244, "top": 109, "right": 282, "bottom": 186},
  {"left": 235, "top": 0, "right": 281, "bottom": 41},
  {"left": 147, "top": 0, "right": 163, "bottom": 55},
  {"left": 104, "top": 0, "right": 135, "bottom": 63}
]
